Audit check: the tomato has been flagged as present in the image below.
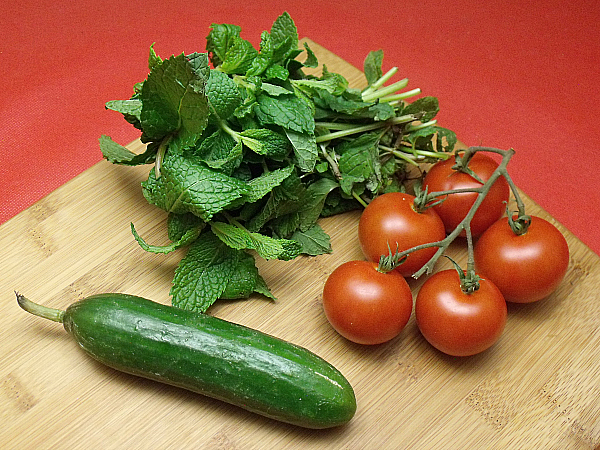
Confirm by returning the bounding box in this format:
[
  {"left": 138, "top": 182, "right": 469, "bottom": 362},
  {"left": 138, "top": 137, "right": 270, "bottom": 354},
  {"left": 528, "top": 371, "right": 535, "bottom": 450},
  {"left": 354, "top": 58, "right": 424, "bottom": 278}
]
[
  {"left": 358, "top": 192, "right": 446, "bottom": 277},
  {"left": 422, "top": 152, "right": 510, "bottom": 237},
  {"left": 474, "top": 215, "right": 569, "bottom": 303},
  {"left": 415, "top": 269, "right": 507, "bottom": 356},
  {"left": 322, "top": 260, "right": 413, "bottom": 345}
]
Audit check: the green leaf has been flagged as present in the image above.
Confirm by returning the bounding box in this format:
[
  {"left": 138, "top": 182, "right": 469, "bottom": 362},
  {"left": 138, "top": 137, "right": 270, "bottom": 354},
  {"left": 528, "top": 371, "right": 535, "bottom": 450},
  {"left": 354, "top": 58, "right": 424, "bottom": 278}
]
[
  {"left": 140, "top": 53, "right": 209, "bottom": 149},
  {"left": 220, "top": 251, "right": 268, "bottom": 300},
  {"left": 194, "top": 129, "right": 243, "bottom": 174},
  {"left": 246, "top": 171, "right": 307, "bottom": 232},
  {"left": 246, "top": 31, "right": 273, "bottom": 77},
  {"left": 435, "top": 126, "right": 457, "bottom": 152},
  {"left": 252, "top": 275, "right": 277, "bottom": 300},
  {"left": 131, "top": 221, "right": 204, "bottom": 254},
  {"left": 187, "top": 52, "right": 211, "bottom": 81},
  {"left": 141, "top": 152, "right": 248, "bottom": 221},
  {"left": 302, "top": 42, "right": 318, "bottom": 68},
  {"left": 171, "top": 231, "right": 238, "bottom": 312},
  {"left": 402, "top": 96, "right": 439, "bottom": 122},
  {"left": 206, "top": 23, "right": 242, "bottom": 67},
  {"left": 265, "top": 64, "right": 289, "bottom": 81},
  {"left": 220, "top": 36, "right": 258, "bottom": 75},
  {"left": 291, "top": 224, "right": 332, "bottom": 256},
  {"left": 299, "top": 177, "right": 339, "bottom": 229},
  {"left": 260, "top": 82, "right": 293, "bottom": 96},
  {"left": 105, "top": 99, "right": 142, "bottom": 122},
  {"left": 364, "top": 50, "right": 384, "bottom": 86},
  {"left": 99, "top": 135, "right": 157, "bottom": 166},
  {"left": 254, "top": 93, "right": 314, "bottom": 133},
  {"left": 211, "top": 221, "right": 302, "bottom": 261},
  {"left": 284, "top": 129, "right": 318, "bottom": 172},
  {"left": 238, "top": 128, "right": 290, "bottom": 160},
  {"left": 167, "top": 212, "right": 205, "bottom": 241},
  {"left": 206, "top": 69, "right": 242, "bottom": 121},
  {"left": 337, "top": 132, "right": 381, "bottom": 195},
  {"left": 244, "top": 165, "right": 295, "bottom": 203},
  {"left": 148, "top": 43, "right": 162, "bottom": 71},
  {"left": 270, "top": 12, "right": 298, "bottom": 54}
]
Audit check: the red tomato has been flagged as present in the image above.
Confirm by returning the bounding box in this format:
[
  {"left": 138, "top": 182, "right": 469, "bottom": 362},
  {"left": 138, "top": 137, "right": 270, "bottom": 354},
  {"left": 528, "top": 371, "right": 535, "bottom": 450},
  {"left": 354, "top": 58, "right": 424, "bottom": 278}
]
[
  {"left": 415, "top": 269, "right": 507, "bottom": 356},
  {"left": 358, "top": 192, "right": 446, "bottom": 277},
  {"left": 423, "top": 152, "right": 509, "bottom": 237},
  {"left": 322, "top": 260, "right": 413, "bottom": 345},
  {"left": 474, "top": 216, "right": 569, "bottom": 303}
]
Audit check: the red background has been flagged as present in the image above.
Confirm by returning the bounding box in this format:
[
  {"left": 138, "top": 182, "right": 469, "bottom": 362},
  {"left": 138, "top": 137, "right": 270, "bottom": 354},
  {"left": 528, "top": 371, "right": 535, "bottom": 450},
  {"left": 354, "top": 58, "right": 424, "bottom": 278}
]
[{"left": 2, "top": 0, "right": 599, "bottom": 255}]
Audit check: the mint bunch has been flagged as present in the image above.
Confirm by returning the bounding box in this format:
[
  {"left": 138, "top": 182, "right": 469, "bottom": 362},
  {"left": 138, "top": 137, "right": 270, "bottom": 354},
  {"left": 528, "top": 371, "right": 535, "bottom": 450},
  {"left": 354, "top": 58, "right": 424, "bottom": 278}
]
[{"left": 100, "top": 12, "right": 456, "bottom": 312}]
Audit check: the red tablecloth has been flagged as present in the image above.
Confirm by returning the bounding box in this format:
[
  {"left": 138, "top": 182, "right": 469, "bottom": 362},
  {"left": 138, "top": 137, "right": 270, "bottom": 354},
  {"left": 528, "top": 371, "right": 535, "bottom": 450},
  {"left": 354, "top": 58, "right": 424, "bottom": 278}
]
[{"left": 3, "top": 0, "right": 599, "bottom": 254}]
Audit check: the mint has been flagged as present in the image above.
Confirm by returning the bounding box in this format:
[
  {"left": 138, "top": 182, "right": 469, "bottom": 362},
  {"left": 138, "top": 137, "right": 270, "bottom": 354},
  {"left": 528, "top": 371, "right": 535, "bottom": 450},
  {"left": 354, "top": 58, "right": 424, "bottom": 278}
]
[
  {"left": 254, "top": 93, "right": 314, "bottom": 133},
  {"left": 211, "top": 221, "right": 301, "bottom": 261},
  {"left": 141, "top": 152, "right": 248, "bottom": 221},
  {"left": 101, "top": 12, "right": 456, "bottom": 311}
]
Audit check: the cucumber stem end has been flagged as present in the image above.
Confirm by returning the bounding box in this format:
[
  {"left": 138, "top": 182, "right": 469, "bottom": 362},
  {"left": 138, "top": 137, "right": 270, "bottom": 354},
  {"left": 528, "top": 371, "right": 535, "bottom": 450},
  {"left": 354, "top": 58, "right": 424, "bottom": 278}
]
[{"left": 15, "top": 292, "right": 65, "bottom": 323}]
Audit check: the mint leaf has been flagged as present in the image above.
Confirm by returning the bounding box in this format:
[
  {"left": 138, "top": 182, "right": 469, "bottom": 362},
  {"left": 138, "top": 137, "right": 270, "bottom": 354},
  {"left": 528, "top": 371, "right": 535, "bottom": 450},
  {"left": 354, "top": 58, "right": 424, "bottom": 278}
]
[
  {"left": 220, "top": 36, "right": 258, "bottom": 75},
  {"left": 206, "top": 69, "right": 242, "bottom": 121},
  {"left": 265, "top": 64, "right": 289, "bottom": 81},
  {"left": 402, "top": 96, "right": 439, "bottom": 122},
  {"left": 220, "top": 251, "right": 262, "bottom": 300},
  {"left": 171, "top": 231, "right": 238, "bottom": 312},
  {"left": 246, "top": 31, "right": 273, "bottom": 77},
  {"left": 105, "top": 99, "right": 142, "bottom": 125},
  {"left": 211, "top": 221, "right": 301, "bottom": 261},
  {"left": 187, "top": 52, "right": 211, "bottom": 81},
  {"left": 194, "top": 129, "right": 243, "bottom": 174},
  {"left": 239, "top": 128, "right": 290, "bottom": 160},
  {"left": 167, "top": 212, "right": 205, "bottom": 241},
  {"left": 291, "top": 224, "right": 332, "bottom": 256},
  {"left": 302, "top": 42, "right": 318, "bottom": 68},
  {"left": 299, "top": 177, "right": 339, "bottom": 229},
  {"left": 141, "top": 152, "right": 248, "bottom": 221},
  {"left": 140, "top": 53, "right": 209, "bottom": 149},
  {"left": 252, "top": 274, "right": 277, "bottom": 300},
  {"left": 206, "top": 23, "right": 242, "bottom": 67},
  {"left": 99, "top": 135, "right": 157, "bottom": 166},
  {"left": 364, "top": 50, "right": 384, "bottom": 86},
  {"left": 435, "top": 126, "right": 457, "bottom": 152},
  {"left": 284, "top": 129, "right": 318, "bottom": 172},
  {"left": 246, "top": 172, "right": 306, "bottom": 231},
  {"left": 260, "top": 82, "right": 293, "bottom": 96},
  {"left": 337, "top": 132, "right": 381, "bottom": 195},
  {"left": 148, "top": 43, "right": 162, "bottom": 71},
  {"left": 270, "top": 12, "right": 298, "bottom": 54},
  {"left": 254, "top": 93, "right": 314, "bottom": 133},
  {"left": 244, "top": 165, "right": 295, "bottom": 203},
  {"left": 131, "top": 221, "right": 204, "bottom": 254}
]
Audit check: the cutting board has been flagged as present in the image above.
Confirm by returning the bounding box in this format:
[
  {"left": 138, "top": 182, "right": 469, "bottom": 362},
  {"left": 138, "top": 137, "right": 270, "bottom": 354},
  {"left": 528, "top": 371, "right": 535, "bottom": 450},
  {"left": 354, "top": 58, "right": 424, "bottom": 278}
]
[{"left": 2, "top": 39, "right": 600, "bottom": 450}]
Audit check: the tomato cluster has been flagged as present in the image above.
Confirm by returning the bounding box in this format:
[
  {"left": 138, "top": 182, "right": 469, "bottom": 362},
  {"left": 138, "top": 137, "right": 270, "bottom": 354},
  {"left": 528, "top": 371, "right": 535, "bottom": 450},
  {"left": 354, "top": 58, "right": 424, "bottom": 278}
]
[{"left": 322, "top": 149, "right": 570, "bottom": 356}]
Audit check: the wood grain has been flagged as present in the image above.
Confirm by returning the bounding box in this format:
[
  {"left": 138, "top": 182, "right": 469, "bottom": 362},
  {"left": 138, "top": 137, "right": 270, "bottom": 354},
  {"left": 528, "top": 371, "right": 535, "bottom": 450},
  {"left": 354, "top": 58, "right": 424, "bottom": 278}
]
[{"left": 1, "top": 39, "right": 599, "bottom": 450}]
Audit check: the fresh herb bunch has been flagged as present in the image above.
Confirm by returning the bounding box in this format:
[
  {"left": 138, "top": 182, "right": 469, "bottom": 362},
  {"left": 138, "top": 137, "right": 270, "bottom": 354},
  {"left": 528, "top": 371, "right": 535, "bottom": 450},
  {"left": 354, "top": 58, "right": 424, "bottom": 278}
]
[{"left": 99, "top": 12, "right": 457, "bottom": 312}]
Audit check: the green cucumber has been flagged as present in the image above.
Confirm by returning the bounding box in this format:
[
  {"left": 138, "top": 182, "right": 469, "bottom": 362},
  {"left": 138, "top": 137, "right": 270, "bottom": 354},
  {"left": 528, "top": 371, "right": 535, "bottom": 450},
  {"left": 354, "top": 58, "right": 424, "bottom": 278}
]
[{"left": 16, "top": 292, "right": 356, "bottom": 429}]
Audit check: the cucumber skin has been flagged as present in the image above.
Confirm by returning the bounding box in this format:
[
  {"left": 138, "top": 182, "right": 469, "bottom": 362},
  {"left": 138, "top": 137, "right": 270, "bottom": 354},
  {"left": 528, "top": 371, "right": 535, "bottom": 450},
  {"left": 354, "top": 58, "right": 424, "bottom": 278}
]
[{"left": 62, "top": 294, "right": 356, "bottom": 429}]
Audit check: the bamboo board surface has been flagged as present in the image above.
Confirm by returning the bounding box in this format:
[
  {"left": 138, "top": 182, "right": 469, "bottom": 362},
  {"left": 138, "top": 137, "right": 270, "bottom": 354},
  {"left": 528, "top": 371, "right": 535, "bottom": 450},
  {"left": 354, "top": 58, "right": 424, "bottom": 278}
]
[{"left": 2, "top": 40, "right": 600, "bottom": 450}]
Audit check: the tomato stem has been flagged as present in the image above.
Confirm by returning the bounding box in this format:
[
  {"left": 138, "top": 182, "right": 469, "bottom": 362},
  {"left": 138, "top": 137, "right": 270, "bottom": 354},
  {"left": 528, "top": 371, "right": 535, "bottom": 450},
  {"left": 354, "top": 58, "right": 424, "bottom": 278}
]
[{"left": 389, "top": 146, "right": 520, "bottom": 279}]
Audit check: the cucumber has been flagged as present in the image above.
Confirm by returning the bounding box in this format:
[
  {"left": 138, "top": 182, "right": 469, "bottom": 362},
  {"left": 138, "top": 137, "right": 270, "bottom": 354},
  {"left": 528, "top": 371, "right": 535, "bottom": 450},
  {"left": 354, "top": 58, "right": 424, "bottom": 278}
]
[{"left": 16, "top": 292, "right": 356, "bottom": 429}]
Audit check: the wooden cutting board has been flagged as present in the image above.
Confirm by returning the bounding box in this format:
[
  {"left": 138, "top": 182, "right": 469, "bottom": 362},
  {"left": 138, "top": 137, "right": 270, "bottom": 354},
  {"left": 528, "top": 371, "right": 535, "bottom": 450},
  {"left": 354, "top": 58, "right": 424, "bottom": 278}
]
[{"left": 2, "top": 39, "right": 599, "bottom": 450}]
